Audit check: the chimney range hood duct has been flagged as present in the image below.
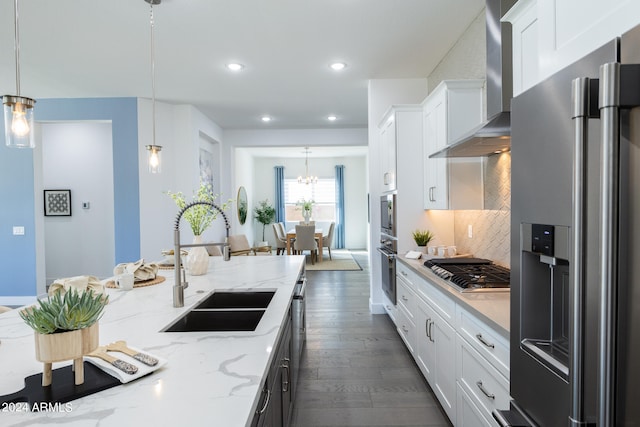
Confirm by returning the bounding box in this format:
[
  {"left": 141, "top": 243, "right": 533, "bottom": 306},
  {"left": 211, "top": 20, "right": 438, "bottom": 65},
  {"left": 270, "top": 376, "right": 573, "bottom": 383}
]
[{"left": 430, "top": 0, "right": 516, "bottom": 158}]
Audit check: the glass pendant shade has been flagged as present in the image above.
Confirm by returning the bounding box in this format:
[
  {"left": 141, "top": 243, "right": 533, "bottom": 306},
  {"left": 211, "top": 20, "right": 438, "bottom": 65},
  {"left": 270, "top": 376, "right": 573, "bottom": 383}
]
[
  {"left": 3, "top": 95, "right": 36, "bottom": 148},
  {"left": 144, "top": 0, "right": 162, "bottom": 173},
  {"left": 146, "top": 144, "right": 162, "bottom": 173}
]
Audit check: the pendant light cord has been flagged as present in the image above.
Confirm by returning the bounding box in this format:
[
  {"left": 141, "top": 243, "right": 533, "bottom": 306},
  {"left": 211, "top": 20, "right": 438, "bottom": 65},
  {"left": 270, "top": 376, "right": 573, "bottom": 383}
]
[
  {"left": 14, "top": 0, "right": 21, "bottom": 96},
  {"left": 150, "top": 2, "right": 157, "bottom": 146}
]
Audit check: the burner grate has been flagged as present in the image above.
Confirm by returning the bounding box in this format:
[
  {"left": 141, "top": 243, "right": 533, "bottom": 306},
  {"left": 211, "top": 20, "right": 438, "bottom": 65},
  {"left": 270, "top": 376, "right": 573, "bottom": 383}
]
[{"left": 424, "top": 259, "right": 510, "bottom": 289}]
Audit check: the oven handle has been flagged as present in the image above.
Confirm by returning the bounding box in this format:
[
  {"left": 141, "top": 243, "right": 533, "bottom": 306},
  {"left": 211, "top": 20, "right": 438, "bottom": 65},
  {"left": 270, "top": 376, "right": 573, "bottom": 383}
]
[
  {"left": 293, "top": 277, "right": 306, "bottom": 300},
  {"left": 376, "top": 247, "right": 396, "bottom": 260}
]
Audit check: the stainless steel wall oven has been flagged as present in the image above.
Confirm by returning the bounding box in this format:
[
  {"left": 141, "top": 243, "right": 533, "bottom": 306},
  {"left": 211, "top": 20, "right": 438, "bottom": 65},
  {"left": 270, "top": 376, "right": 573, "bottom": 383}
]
[{"left": 377, "top": 235, "right": 397, "bottom": 304}]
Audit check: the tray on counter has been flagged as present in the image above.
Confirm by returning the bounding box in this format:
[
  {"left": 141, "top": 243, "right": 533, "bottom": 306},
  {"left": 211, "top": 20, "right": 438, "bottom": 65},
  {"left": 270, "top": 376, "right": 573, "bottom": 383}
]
[{"left": 0, "top": 362, "right": 120, "bottom": 407}]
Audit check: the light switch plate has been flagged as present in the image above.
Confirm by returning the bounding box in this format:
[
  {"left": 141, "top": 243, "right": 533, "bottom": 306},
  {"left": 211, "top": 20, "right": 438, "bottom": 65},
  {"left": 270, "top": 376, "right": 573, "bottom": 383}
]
[{"left": 13, "top": 226, "right": 25, "bottom": 236}]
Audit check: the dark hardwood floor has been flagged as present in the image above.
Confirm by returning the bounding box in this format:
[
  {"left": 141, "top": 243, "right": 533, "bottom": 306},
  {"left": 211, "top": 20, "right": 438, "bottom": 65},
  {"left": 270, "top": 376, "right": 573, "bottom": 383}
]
[{"left": 291, "top": 251, "right": 452, "bottom": 427}]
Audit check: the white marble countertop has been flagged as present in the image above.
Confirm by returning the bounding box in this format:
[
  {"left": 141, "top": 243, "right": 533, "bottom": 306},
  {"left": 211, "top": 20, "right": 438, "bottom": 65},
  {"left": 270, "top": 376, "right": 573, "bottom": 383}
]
[
  {"left": 0, "top": 255, "right": 305, "bottom": 426},
  {"left": 397, "top": 256, "right": 510, "bottom": 338}
]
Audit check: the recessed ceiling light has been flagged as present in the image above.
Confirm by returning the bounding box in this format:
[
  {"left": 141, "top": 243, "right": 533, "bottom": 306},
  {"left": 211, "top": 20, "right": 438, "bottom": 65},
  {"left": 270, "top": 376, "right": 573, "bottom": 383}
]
[
  {"left": 261, "top": 116, "right": 272, "bottom": 123},
  {"left": 329, "top": 62, "right": 347, "bottom": 71},
  {"left": 327, "top": 115, "right": 337, "bottom": 121},
  {"left": 226, "top": 63, "right": 244, "bottom": 71}
]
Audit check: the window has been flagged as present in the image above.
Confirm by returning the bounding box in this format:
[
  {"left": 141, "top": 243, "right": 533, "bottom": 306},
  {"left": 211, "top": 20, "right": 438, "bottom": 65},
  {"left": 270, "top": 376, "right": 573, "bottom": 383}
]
[{"left": 284, "top": 178, "right": 335, "bottom": 222}]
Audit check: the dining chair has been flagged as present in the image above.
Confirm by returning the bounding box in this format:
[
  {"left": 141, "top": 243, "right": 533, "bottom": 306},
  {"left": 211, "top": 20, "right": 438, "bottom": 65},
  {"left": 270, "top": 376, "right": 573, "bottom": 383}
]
[
  {"left": 321, "top": 222, "right": 336, "bottom": 260},
  {"left": 272, "top": 223, "right": 287, "bottom": 255},
  {"left": 293, "top": 225, "right": 318, "bottom": 264},
  {"left": 227, "top": 234, "right": 255, "bottom": 256},
  {"left": 206, "top": 244, "right": 222, "bottom": 256},
  {"left": 298, "top": 220, "right": 315, "bottom": 226}
]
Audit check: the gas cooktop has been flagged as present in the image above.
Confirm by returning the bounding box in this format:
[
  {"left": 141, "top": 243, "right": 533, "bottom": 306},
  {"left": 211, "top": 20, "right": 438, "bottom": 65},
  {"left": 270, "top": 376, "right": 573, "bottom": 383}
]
[{"left": 423, "top": 258, "right": 510, "bottom": 292}]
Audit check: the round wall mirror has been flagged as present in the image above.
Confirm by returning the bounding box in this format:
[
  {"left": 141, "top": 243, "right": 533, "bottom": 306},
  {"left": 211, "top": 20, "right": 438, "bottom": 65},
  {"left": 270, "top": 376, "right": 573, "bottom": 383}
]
[{"left": 237, "top": 186, "right": 248, "bottom": 225}]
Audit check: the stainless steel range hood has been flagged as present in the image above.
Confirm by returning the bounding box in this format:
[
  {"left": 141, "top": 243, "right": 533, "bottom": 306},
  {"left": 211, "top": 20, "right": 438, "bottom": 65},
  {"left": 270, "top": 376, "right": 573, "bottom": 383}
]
[{"left": 430, "top": 0, "right": 516, "bottom": 158}]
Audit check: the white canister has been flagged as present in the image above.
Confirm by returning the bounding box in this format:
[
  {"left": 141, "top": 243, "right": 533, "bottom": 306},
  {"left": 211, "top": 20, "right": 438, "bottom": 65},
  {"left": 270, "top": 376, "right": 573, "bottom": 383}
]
[
  {"left": 437, "top": 246, "right": 447, "bottom": 257},
  {"left": 447, "top": 246, "right": 457, "bottom": 257}
]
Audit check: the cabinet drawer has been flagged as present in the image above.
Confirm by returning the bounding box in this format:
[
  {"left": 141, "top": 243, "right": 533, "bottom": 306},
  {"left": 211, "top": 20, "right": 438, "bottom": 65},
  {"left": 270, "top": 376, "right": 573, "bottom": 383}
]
[
  {"left": 396, "top": 277, "right": 417, "bottom": 320},
  {"left": 456, "top": 384, "right": 494, "bottom": 427},
  {"left": 457, "top": 335, "right": 509, "bottom": 422},
  {"left": 415, "top": 277, "right": 456, "bottom": 325},
  {"left": 396, "top": 261, "right": 420, "bottom": 291},
  {"left": 395, "top": 306, "right": 416, "bottom": 355},
  {"left": 457, "top": 306, "right": 509, "bottom": 378}
]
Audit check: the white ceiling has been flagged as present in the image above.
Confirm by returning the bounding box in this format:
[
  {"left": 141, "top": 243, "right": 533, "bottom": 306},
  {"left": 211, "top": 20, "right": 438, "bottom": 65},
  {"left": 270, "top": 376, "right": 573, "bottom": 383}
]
[{"left": 0, "top": 0, "right": 484, "bottom": 130}]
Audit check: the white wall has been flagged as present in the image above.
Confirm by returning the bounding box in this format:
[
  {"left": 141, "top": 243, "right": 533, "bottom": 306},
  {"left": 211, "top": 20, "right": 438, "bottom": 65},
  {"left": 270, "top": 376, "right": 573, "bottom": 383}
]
[
  {"left": 224, "top": 128, "right": 367, "bottom": 148},
  {"left": 226, "top": 128, "right": 369, "bottom": 249},
  {"left": 250, "top": 155, "right": 368, "bottom": 249},
  {"left": 39, "top": 122, "right": 115, "bottom": 283},
  {"left": 138, "top": 101, "right": 229, "bottom": 262}
]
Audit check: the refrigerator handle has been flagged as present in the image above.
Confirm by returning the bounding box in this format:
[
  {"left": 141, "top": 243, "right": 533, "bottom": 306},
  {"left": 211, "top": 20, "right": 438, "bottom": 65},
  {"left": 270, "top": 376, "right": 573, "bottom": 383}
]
[
  {"left": 569, "top": 77, "right": 595, "bottom": 427},
  {"left": 598, "top": 62, "right": 621, "bottom": 427}
]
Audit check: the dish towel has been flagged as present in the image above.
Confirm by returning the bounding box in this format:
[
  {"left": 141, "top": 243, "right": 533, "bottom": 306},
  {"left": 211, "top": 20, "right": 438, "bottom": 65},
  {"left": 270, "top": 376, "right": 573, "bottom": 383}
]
[
  {"left": 48, "top": 275, "right": 106, "bottom": 298},
  {"left": 113, "top": 259, "right": 159, "bottom": 282}
]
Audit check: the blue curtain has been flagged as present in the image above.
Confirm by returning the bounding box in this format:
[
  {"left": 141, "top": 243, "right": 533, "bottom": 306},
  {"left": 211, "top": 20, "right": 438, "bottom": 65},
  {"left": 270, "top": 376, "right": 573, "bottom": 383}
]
[
  {"left": 274, "top": 166, "right": 285, "bottom": 222},
  {"left": 335, "top": 165, "right": 345, "bottom": 248}
]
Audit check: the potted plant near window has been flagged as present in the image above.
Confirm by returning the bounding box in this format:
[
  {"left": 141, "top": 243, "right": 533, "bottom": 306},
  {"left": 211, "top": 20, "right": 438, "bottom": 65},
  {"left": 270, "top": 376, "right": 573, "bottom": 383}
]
[
  {"left": 167, "top": 182, "right": 231, "bottom": 275},
  {"left": 254, "top": 199, "right": 276, "bottom": 246},
  {"left": 20, "top": 289, "right": 108, "bottom": 386},
  {"left": 296, "top": 199, "right": 315, "bottom": 224},
  {"left": 412, "top": 229, "right": 435, "bottom": 253}
]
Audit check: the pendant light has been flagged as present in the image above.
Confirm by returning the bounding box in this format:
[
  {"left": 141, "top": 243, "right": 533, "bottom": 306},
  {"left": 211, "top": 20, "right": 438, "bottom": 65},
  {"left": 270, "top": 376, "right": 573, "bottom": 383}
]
[
  {"left": 298, "top": 147, "right": 318, "bottom": 185},
  {"left": 3, "top": 0, "right": 36, "bottom": 149},
  {"left": 144, "top": 0, "right": 162, "bottom": 173}
]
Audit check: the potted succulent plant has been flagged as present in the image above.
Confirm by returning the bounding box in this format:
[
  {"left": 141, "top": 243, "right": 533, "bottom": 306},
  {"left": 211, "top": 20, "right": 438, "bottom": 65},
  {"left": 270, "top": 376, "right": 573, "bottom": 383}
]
[
  {"left": 20, "top": 289, "right": 108, "bottom": 386},
  {"left": 167, "top": 182, "right": 231, "bottom": 275},
  {"left": 412, "top": 229, "right": 435, "bottom": 253},
  {"left": 254, "top": 199, "right": 276, "bottom": 246}
]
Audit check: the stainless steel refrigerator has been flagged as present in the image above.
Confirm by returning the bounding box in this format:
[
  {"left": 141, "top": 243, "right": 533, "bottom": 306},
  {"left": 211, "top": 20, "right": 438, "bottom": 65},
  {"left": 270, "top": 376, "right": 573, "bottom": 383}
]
[{"left": 498, "top": 24, "right": 640, "bottom": 426}]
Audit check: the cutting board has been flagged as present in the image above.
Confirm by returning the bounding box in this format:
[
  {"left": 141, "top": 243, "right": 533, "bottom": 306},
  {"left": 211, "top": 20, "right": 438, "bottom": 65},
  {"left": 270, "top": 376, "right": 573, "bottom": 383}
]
[{"left": 0, "top": 362, "right": 120, "bottom": 406}]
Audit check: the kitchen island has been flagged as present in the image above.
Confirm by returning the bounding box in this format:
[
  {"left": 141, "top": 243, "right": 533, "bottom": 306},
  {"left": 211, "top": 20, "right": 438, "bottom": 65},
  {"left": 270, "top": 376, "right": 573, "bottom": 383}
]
[{"left": 0, "top": 255, "right": 305, "bottom": 426}]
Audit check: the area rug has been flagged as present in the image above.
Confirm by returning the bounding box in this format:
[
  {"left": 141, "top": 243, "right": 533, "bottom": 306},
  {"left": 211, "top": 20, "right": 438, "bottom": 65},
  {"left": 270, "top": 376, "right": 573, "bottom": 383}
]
[{"left": 304, "top": 250, "right": 362, "bottom": 271}]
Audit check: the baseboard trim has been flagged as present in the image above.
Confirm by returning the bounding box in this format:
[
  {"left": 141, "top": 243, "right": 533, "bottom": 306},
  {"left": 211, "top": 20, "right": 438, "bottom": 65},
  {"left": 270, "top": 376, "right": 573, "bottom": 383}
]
[
  {"left": 0, "top": 296, "right": 38, "bottom": 307},
  {"left": 369, "top": 300, "right": 386, "bottom": 314}
]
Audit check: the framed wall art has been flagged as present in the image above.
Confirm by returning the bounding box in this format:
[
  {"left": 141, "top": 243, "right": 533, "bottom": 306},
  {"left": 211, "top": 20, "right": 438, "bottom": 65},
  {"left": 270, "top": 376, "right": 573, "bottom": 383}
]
[
  {"left": 199, "top": 148, "right": 214, "bottom": 189},
  {"left": 44, "top": 189, "right": 72, "bottom": 216}
]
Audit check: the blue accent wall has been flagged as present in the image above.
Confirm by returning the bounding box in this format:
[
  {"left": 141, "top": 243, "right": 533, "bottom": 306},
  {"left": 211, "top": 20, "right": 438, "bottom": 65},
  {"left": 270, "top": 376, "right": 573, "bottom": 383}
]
[{"left": 0, "top": 97, "right": 140, "bottom": 296}]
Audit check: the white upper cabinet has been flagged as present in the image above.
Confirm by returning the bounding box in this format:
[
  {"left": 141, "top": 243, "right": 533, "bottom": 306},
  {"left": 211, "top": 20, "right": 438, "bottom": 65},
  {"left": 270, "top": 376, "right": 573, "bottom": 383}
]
[
  {"left": 502, "top": 0, "right": 539, "bottom": 96},
  {"left": 422, "top": 80, "right": 485, "bottom": 210},
  {"left": 504, "top": 0, "right": 640, "bottom": 91}
]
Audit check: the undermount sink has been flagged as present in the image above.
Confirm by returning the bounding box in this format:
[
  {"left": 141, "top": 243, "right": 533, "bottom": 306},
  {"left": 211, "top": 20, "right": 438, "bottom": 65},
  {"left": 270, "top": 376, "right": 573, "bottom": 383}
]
[
  {"left": 194, "top": 291, "right": 275, "bottom": 309},
  {"left": 162, "top": 290, "right": 276, "bottom": 332},
  {"left": 163, "top": 309, "right": 266, "bottom": 332}
]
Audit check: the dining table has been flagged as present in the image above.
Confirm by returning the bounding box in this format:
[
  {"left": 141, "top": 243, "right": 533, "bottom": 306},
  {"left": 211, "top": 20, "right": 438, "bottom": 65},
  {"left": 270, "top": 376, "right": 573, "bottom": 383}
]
[{"left": 286, "top": 228, "right": 323, "bottom": 262}]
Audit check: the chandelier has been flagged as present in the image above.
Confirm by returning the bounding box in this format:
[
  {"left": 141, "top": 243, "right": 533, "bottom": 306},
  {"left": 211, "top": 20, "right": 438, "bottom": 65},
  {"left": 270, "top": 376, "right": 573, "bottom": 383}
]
[{"left": 298, "top": 147, "right": 318, "bottom": 185}]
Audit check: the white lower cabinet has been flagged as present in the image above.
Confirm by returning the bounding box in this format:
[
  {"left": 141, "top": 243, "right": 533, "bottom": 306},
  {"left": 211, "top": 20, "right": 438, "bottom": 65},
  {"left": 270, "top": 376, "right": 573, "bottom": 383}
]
[
  {"left": 396, "top": 275, "right": 417, "bottom": 355},
  {"left": 393, "top": 260, "right": 510, "bottom": 427},
  {"left": 414, "top": 290, "right": 457, "bottom": 423},
  {"left": 457, "top": 384, "right": 494, "bottom": 427},
  {"left": 456, "top": 335, "right": 509, "bottom": 426}
]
